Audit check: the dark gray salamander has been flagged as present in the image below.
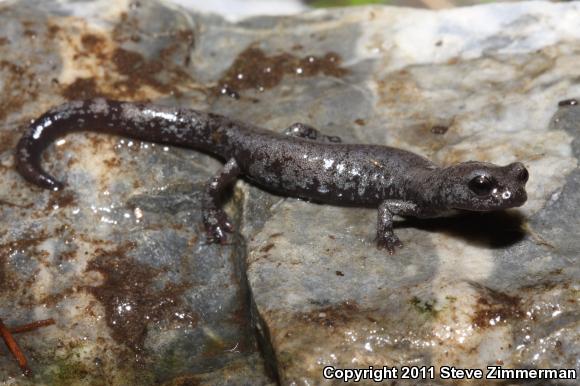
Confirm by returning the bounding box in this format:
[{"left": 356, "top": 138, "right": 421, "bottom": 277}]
[{"left": 15, "top": 99, "right": 529, "bottom": 253}]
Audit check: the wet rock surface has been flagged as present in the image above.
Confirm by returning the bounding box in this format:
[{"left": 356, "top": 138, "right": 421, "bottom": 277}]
[{"left": 0, "top": 0, "right": 578, "bottom": 385}]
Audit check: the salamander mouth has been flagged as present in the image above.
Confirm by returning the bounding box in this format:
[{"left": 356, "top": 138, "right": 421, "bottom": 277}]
[
  {"left": 452, "top": 189, "right": 527, "bottom": 211},
  {"left": 492, "top": 187, "right": 527, "bottom": 209},
  {"left": 496, "top": 191, "right": 527, "bottom": 210}
]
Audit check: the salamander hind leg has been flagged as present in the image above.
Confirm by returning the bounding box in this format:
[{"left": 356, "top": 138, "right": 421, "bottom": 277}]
[
  {"left": 283, "top": 122, "right": 341, "bottom": 143},
  {"left": 377, "top": 200, "right": 422, "bottom": 255},
  {"left": 202, "top": 158, "right": 241, "bottom": 244}
]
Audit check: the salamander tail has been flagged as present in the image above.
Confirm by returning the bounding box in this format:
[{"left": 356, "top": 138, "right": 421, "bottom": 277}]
[{"left": 16, "top": 133, "right": 64, "bottom": 191}]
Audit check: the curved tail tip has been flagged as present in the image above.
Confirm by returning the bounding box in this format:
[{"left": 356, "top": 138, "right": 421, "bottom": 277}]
[
  {"left": 15, "top": 139, "right": 65, "bottom": 191},
  {"left": 36, "top": 174, "right": 65, "bottom": 192},
  {"left": 15, "top": 160, "right": 64, "bottom": 191}
]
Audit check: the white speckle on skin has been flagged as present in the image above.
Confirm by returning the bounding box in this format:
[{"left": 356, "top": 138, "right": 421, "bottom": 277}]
[
  {"left": 32, "top": 118, "right": 54, "bottom": 139},
  {"left": 144, "top": 109, "right": 179, "bottom": 122},
  {"left": 90, "top": 98, "right": 109, "bottom": 114},
  {"left": 32, "top": 125, "right": 44, "bottom": 139},
  {"left": 121, "top": 103, "right": 142, "bottom": 122},
  {"left": 69, "top": 100, "right": 83, "bottom": 109}
]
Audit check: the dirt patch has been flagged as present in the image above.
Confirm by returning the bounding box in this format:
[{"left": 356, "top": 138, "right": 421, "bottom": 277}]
[
  {"left": 296, "top": 300, "right": 359, "bottom": 328},
  {"left": 85, "top": 243, "right": 197, "bottom": 353},
  {"left": 472, "top": 286, "right": 524, "bottom": 328},
  {"left": 61, "top": 77, "right": 103, "bottom": 100},
  {"left": 0, "top": 60, "right": 39, "bottom": 122},
  {"left": 80, "top": 33, "right": 105, "bottom": 51},
  {"left": 45, "top": 191, "right": 76, "bottom": 211},
  {"left": 0, "top": 231, "right": 49, "bottom": 294},
  {"left": 215, "top": 46, "right": 348, "bottom": 98}
]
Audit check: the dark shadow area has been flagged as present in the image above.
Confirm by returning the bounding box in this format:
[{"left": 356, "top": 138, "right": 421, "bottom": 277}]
[{"left": 396, "top": 210, "right": 527, "bottom": 249}]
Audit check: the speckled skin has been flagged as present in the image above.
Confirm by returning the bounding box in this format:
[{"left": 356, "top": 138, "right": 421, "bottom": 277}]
[{"left": 16, "top": 99, "right": 529, "bottom": 253}]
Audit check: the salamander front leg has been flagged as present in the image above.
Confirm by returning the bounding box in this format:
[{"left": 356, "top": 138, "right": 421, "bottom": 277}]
[
  {"left": 377, "top": 200, "right": 422, "bottom": 254},
  {"left": 202, "top": 158, "right": 241, "bottom": 244},
  {"left": 283, "top": 122, "right": 342, "bottom": 143}
]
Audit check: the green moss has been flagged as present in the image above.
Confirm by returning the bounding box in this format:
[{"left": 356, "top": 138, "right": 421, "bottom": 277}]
[
  {"left": 40, "top": 348, "right": 158, "bottom": 386},
  {"left": 409, "top": 296, "right": 439, "bottom": 317},
  {"left": 46, "top": 357, "right": 92, "bottom": 386}
]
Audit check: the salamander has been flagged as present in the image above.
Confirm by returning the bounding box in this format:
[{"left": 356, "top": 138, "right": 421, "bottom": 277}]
[{"left": 15, "top": 98, "right": 529, "bottom": 253}]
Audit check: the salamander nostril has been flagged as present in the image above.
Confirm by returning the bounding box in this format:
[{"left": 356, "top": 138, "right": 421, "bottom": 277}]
[{"left": 508, "top": 162, "right": 528, "bottom": 183}]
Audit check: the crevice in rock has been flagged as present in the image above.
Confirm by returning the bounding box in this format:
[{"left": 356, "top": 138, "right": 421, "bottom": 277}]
[
  {"left": 251, "top": 297, "right": 281, "bottom": 386},
  {"left": 230, "top": 186, "right": 281, "bottom": 385}
]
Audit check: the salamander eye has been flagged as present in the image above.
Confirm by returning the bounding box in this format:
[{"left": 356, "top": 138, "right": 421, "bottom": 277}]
[{"left": 469, "top": 175, "right": 493, "bottom": 196}]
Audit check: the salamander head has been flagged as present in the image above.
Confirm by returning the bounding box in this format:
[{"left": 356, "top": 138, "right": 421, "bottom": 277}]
[{"left": 438, "top": 161, "right": 528, "bottom": 211}]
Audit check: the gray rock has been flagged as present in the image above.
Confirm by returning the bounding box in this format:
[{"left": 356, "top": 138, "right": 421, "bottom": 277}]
[
  {"left": 0, "top": 0, "right": 578, "bottom": 385},
  {"left": 244, "top": 3, "right": 580, "bottom": 385},
  {"left": 0, "top": 0, "right": 267, "bottom": 384}
]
